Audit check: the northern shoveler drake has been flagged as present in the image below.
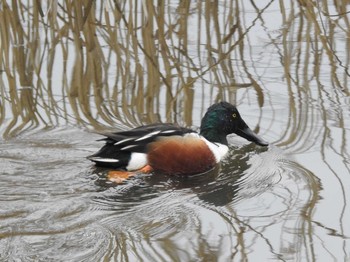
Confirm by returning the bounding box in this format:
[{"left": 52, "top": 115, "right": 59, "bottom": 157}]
[{"left": 89, "top": 102, "right": 268, "bottom": 183}]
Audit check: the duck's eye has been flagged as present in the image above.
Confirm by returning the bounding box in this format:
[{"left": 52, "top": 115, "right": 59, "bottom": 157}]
[{"left": 232, "top": 113, "right": 237, "bottom": 118}]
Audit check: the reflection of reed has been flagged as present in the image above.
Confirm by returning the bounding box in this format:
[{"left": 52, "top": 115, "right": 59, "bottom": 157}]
[
  {"left": 92, "top": 147, "right": 321, "bottom": 261},
  {"left": 273, "top": 1, "right": 350, "bottom": 148},
  {"left": 260, "top": 3, "right": 350, "bottom": 258},
  {"left": 0, "top": 1, "right": 348, "bottom": 137},
  {"left": 1, "top": 1, "right": 350, "bottom": 259},
  {"left": 0, "top": 0, "right": 278, "bottom": 137}
]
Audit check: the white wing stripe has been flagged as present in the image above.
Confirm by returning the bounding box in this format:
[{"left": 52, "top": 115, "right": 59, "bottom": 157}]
[
  {"left": 121, "top": 144, "right": 137, "bottom": 150},
  {"left": 160, "top": 130, "right": 177, "bottom": 134},
  {"left": 135, "top": 131, "right": 161, "bottom": 141},
  {"left": 114, "top": 137, "right": 135, "bottom": 145},
  {"left": 89, "top": 157, "right": 119, "bottom": 163}
]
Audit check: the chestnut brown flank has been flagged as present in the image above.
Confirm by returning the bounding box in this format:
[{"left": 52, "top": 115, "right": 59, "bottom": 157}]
[{"left": 147, "top": 136, "right": 216, "bottom": 175}]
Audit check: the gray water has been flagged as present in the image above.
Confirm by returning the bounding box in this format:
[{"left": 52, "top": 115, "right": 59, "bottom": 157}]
[{"left": 0, "top": 1, "right": 350, "bottom": 261}]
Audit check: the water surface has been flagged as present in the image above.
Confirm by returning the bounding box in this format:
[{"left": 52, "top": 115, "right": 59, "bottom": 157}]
[{"left": 0, "top": 1, "right": 350, "bottom": 261}]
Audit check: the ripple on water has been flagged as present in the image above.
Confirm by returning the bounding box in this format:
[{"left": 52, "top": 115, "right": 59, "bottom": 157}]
[
  {"left": 92, "top": 191, "right": 205, "bottom": 261},
  {"left": 0, "top": 129, "right": 107, "bottom": 261},
  {"left": 188, "top": 145, "right": 321, "bottom": 261},
  {"left": 0, "top": 129, "right": 321, "bottom": 261},
  {"left": 0, "top": 223, "right": 115, "bottom": 261}
]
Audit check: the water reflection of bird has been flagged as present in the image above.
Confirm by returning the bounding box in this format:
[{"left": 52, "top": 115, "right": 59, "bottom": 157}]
[{"left": 88, "top": 102, "right": 268, "bottom": 183}]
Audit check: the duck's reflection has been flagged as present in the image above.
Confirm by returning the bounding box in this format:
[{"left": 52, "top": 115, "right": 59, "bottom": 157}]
[{"left": 90, "top": 143, "right": 272, "bottom": 207}]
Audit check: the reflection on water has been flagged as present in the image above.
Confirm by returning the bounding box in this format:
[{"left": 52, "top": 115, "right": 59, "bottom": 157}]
[
  {"left": 0, "top": 130, "right": 321, "bottom": 261},
  {"left": 1, "top": 0, "right": 350, "bottom": 261}
]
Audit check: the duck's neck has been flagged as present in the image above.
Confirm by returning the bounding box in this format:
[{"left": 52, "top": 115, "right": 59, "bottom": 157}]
[{"left": 200, "top": 128, "right": 228, "bottom": 145}]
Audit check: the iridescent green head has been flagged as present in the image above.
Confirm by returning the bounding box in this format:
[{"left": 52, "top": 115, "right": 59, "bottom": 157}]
[{"left": 200, "top": 102, "right": 268, "bottom": 146}]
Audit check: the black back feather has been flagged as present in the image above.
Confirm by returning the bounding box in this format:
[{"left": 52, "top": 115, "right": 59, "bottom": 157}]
[{"left": 89, "top": 123, "right": 195, "bottom": 168}]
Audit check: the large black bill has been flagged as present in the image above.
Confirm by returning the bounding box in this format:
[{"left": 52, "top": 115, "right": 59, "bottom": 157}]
[{"left": 236, "top": 127, "right": 268, "bottom": 146}]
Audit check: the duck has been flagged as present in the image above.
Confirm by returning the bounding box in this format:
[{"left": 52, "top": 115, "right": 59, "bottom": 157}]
[{"left": 88, "top": 102, "right": 268, "bottom": 182}]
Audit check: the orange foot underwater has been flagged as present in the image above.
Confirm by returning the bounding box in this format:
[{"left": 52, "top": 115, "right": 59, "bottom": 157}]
[{"left": 107, "top": 165, "right": 153, "bottom": 184}]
